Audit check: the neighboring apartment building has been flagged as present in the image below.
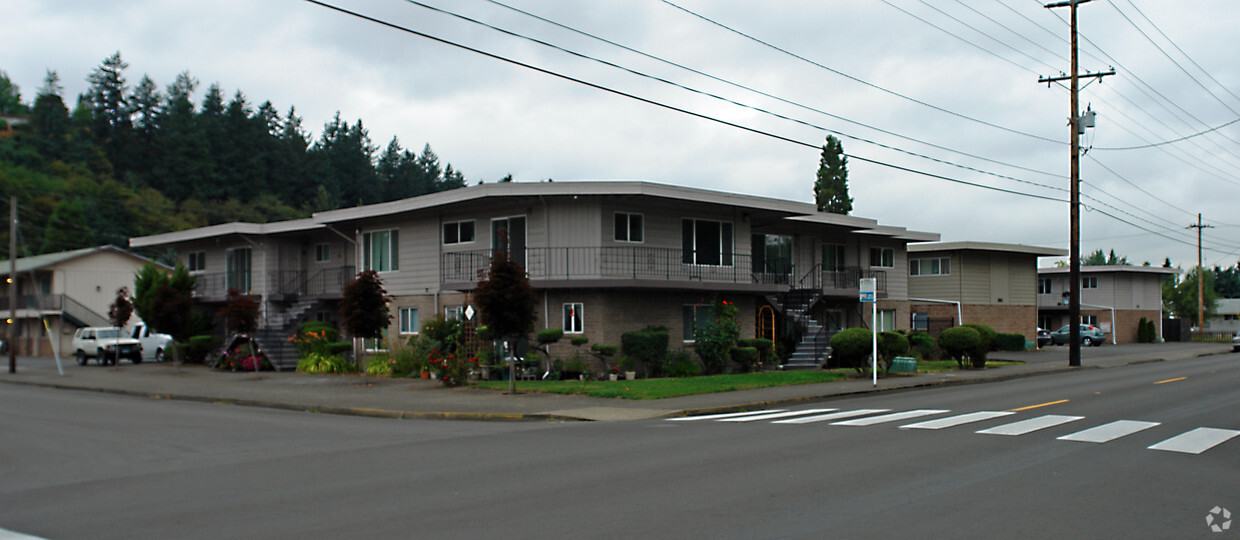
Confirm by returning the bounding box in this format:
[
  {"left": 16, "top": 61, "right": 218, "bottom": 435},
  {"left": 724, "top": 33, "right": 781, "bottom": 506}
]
[
  {"left": 1203, "top": 298, "right": 1240, "bottom": 335},
  {"left": 1037, "top": 265, "right": 1178, "bottom": 344},
  {"left": 0, "top": 245, "right": 166, "bottom": 356},
  {"left": 908, "top": 242, "right": 1065, "bottom": 340},
  {"left": 130, "top": 181, "right": 938, "bottom": 369}
]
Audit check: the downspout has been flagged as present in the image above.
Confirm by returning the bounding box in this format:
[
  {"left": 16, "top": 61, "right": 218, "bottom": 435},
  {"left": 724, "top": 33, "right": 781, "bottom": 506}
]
[{"left": 908, "top": 297, "right": 963, "bottom": 326}]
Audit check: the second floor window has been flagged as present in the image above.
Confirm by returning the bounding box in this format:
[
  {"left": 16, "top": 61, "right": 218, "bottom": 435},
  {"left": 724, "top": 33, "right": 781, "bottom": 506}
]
[
  {"left": 614, "top": 212, "right": 644, "bottom": 242},
  {"left": 315, "top": 243, "right": 331, "bottom": 263},
  {"left": 682, "top": 219, "right": 733, "bottom": 266},
  {"left": 1039, "top": 278, "right": 1053, "bottom": 294},
  {"left": 1082, "top": 276, "right": 1098, "bottom": 289},
  {"left": 225, "top": 248, "right": 251, "bottom": 292},
  {"left": 870, "top": 247, "right": 894, "bottom": 268},
  {"left": 187, "top": 251, "right": 206, "bottom": 272},
  {"left": 363, "top": 229, "right": 399, "bottom": 272},
  {"left": 443, "top": 220, "right": 475, "bottom": 245},
  {"left": 910, "top": 257, "right": 950, "bottom": 276}
]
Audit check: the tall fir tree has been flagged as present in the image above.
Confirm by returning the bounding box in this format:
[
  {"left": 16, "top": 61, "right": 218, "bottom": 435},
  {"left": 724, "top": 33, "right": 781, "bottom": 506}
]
[{"left": 814, "top": 135, "right": 852, "bottom": 214}]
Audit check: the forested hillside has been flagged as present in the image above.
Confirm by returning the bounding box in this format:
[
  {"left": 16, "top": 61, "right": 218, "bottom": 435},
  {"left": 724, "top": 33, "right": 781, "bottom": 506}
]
[{"left": 0, "top": 52, "right": 471, "bottom": 259}]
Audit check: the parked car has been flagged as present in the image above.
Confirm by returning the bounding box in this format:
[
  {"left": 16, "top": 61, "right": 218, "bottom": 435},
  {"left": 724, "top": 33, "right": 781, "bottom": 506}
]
[
  {"left": 1232, "top": 331, "right": 1240, "bottom": 353},
  {"left": 1049, "top": 324, "right": 1106, "bottom": 346},
  {"left": 131, "top": 323, "right": 174, "bottom": 363},
  {"left": 72, "top": 327, "right": 143, "bottom": 365},
  {"left": 1036, "top": 327, "right": 1051, "bottom": 348}
]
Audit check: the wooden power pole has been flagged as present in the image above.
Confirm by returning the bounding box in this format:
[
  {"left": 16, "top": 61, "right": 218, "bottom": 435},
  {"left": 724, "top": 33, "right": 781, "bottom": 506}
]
[{"left": 1187, "top": 213, "right": 1213, "bottom": 331}]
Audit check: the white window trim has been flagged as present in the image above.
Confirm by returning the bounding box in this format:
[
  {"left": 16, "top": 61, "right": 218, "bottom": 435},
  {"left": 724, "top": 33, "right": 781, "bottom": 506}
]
[
  {"left": 443, "top": 220, "right": 476, "bottom": 245},
  {"left": 683, "top": 218, "right": 735, "bottom": 267},
  {"left": 362, "top": 229, "right": 399, "bottom": 273},
  {"left": 870, "top": 247, "right": 895, "bottom": 268},
  {"left": 314, "top": 243, "right": 331, "bottom": 264},
  {"left": 187, "top": 251, "right": 206, "bottom": 273},
  {"left": 910, "top": 257, "right": 950, "bottom": 277},
  {"left": 614, "top": 212, "right": 644, "bottom": 243},
  {"left": 563, "top": 302, "right": 584, "bottom": 334},
  {"left": 399, "top": 307, "right": 419, "bottom": 335}
]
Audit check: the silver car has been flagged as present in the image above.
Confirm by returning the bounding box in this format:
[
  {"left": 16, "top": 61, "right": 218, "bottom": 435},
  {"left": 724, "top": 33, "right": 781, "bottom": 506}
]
[
  {"left": 1232, "top": 332, "right": 1239, "bottom": 353},
  {"left": 1049, "top": 324, "right": 1106, "bottom": 346}
]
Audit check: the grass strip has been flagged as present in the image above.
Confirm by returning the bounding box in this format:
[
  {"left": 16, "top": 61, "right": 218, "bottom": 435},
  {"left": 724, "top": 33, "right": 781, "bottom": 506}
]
[{"left": 473, "top": 371, "right": 846, "bottom": 400}]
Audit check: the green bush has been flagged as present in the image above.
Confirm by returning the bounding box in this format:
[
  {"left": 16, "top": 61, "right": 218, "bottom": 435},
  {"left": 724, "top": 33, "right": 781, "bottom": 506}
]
[
  {"left": 692, "top": 300, "right": 740, "bottom": 375},
  {"left": 877, "top": 331, "right": 909, "bottom": 371},
  {"left": 962, "top": 323, "right": 997, "bottom": 352},
  {"left": 729, "top": 347, "right": 760, "bottom": 372},
  {"left": 665, "top": 350, "right": 701, "bottom": 378},
  {"left": 938, "top": 326, "right": 983, "bottom": 369},
  {"left": 290, "top": 321, "right": 340, "bottom": 357},
  {"left": 177, "top": 335, "right": 219, "bottom": 364},
  {"left": 1137, "top": 318, "right": 1157, "bottom": 343},
  {"left": 907, "top": 331, "right": 936, "bottom": 360},
  {"left": 829, "top": 327, "right": 874, "bottom": 372},
  {"left": 569, "top": 336, "right": 589, "bottom": 347},
  {"left": 738, "top": 338, "right": 774, "bottom": 367},
  {"left": 996, "top": 333, "right": 1027, "bottom": 351},
  {"left": 622, "top": 326, "right": 669, "bottom": 376},
  {"left": 537, "top": 328, "right": 564, "bottom": 345},
  {"left": 366, "top": 356, "right": 394, "bottom": 376},
  {"left": 297, "top": 352, "right": 357, "bottom": 374}
]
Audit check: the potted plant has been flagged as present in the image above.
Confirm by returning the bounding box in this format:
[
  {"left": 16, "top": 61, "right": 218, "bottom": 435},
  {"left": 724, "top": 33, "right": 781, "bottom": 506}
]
[
  {"left": 608, "top": 365, "right": 619, "bottom": 381},
  {"left": 621, "top": 356, "right": 636, "bottom": 381}
]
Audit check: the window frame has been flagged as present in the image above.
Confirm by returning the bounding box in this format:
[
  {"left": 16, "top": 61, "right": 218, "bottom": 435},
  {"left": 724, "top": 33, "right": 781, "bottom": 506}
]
[
  {"left": 363, "top": 327, "right": 389, "bottom": 353},
  {"left": 187, "top": 251, "right": 206, "bottom": 273},
  {"left": 869, "top": 247, "right": 895, "bottom": 268},
  {"left": 563, "top": 302, "right": 584, "bottom": 334},
  {"left": 399, "top": 307, "right": 419, "bottom": 335},
  {"left": 681, "top": 218, "right": 734, "bottom": 267},
  {"left": 877, "top": 309, "right": 896, "bottom": 332},
  {"left": 225, "top": 247, "right": 252, "bottom": 292},
  {"left": 314, "top": 243, "right": 331, "bottom": 263},
  {"left": 443, "top": 220, "right": 476, "bottom": 245},
  {"left": 1082, "top": 276, "right": 1098, "bottom": 289},
  {"left": 614, "top": 212, "right": 644, "bottom": 243},
  {"left": 682, "top": 304, "right": 715, "bottom": 342},
  {"left": 362, "top": 229, "right": 399, "bottom": 273},
  {"left": 909, "top": 257, "right": 950, "bottom": 276},
  {"left": 1038, "top": 278, "right": 1053, "bottom": 295}
]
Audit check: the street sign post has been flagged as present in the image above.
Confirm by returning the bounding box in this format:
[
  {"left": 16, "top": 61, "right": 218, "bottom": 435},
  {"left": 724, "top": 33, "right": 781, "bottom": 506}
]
[{"left": 860, "top": 278, "right": 877, "bottom": 387}]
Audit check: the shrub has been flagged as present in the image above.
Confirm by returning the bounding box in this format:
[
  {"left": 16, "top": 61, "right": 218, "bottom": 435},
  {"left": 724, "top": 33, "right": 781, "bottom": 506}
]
[
  {"left": 665, "top": 350, "right": 701, "bottom": 378},
  {"left": 296, "top": 352, "right": 356, "bottom": 374},
  {"left": 738, "top": 338, "right": 774, "bottom": 367},
  {"left": 907, "top": 331, "right": 936, "bottom": 360},
  {"left": 421, "top": 315, "right": 463, "bottom": 353},
  {"left": 1137, "top": 317, "right": 1158, "bottom": 343},
  {"left": 290, "top": 321, "right": 340, "bottom": 357},
  {"left": 569, "top": 336, "right": 589, "bottom": 347},
  {"left": 829, "top": 327, "right": 874, "bottom": 372},
  {"left": 177, "top": 335, "right": 219, "bottom": 364},
  {"left": 427, "top": 349, "right": 476, "bottom": 387},
  {"left": 692, "top": 300, "right": 740, "bottom": 374},
  {"left": 996, "top": 333, "right": 1027, "bottom": 351},
  {"left": 621, "top": 326, "right": 669, "bottom": 376},
  {"left": 962, "top": 323, "right": 997, "bottom": 352},
  {"left": 729, "top": 347, "right": 760, "bottom": 372},
  {"left": 877, "top": 331, "right": 909, "bottom": 372},
  {"left": 366, "top": 357, "right": 394, "bottom": 377},
  {"left": 938, "top": 327, "right": 983, "bottom": 369}
]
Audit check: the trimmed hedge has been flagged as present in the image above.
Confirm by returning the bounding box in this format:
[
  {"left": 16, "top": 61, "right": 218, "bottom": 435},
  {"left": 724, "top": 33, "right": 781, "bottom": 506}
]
[
  {"left": 830, "top": 327, "right": 873, "bottom": 372},
  {"left": 729, "top": 347, "right": 760, "bottom": 372},
  {"left": 996, "top": 333, "right": 1027, "bottom": 351},
  {"left": 938, "top": 326, "right": 982, "bottom": 369}
]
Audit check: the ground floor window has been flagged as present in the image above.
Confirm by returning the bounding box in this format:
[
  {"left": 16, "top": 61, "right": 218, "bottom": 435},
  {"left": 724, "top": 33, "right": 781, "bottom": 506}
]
[
  {"left": 877, "top": 309, "right": 896, "bottom": 332},
  {"left": 363, "top": 328, "right": 389, "bottom": 352},
  {"left": 682, "top": 304, "right": 715, "bottom": 341},
  {"left": 1082, "top": 315, "right": 1098, "bottom": 326},
  {"left": 563, "top": 303, "right": 584, "bottom": 334},
  {"left": 911, "top": 312, "right": 929, "bottom": 331},
  {"left": 400, "top": 307, "right": 419, "bottom": 335}
]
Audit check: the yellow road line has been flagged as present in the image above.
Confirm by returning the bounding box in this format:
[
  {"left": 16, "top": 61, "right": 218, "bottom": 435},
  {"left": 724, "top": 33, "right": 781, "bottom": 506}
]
[
  {"left": 1011, "top": 399, "right": 1069, "bottom": 412},
  {"left": 1154, "top": 376, "right": 1187, "bottom": 385}
]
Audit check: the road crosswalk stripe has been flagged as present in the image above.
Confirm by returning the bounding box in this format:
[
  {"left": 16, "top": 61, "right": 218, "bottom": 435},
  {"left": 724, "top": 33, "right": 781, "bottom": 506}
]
[
  {"left": 718, "top": 409, "right": 839, "bottom": 422},
  {"left": 901, "top": 411, "right": 1016, "bottom": 430},
  {"left": 831, "top": 409, "right": 949, "bottom": 426},
  {"left": 666, "top": 409, "right": 786, "bottom": 421},
  {"left": 771, "top": 409, "right": 891, "bottom": 424},
  {"left": 1148, "top": 427, "right": 1240, "bottom": 454},
  {"left": 1057, "top": 420, "right": 1161, "bottom": 443},
  {"left": 976, "top": 414, "right": 1085, "bottom": 436}
]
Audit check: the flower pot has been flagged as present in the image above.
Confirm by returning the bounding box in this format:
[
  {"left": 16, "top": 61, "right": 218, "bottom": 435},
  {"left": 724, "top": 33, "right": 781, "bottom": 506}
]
[
  {"left": 609, "top": 373, "right": 618, "bottom": 381},
  {"left": 420, "top": 370, "right": 430, "bottom": 380},
  {"left": 625, "top": 371, "right": 636, "bottom": 381}
]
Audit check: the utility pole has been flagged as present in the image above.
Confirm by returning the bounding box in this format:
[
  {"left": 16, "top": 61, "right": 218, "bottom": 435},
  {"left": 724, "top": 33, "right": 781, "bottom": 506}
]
[
  {"left": 1040, "top": 0, "right": 1113, "bottom": 367},
  {"left": 1187, "top": 213, "right": 1213, "bottom": 331},
  {"left": 8, "top": 196, "right": 16, "bottom": 374}
]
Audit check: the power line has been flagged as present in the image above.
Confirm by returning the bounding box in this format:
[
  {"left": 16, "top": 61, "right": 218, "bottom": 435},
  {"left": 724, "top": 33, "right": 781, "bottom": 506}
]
[
  {"left": 918, "top": 1, "right": 1060, "bottom": 73},
  {"left": 664, "top": 0, "right": 1065, "bottom": 145},
  {"left": 1093, "top": 116, "right": 1240, "bottom": 151}
]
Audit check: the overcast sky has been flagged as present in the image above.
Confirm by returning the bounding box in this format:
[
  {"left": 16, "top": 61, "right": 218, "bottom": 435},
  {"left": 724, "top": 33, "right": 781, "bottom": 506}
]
[{"left": 4, "top": 0, "right": 1239, "bottom": 270}]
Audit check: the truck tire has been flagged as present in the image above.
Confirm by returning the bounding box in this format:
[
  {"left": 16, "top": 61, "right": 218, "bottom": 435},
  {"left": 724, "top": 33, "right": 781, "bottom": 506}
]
[{"left": 76, "top": 350, "right": 87, "bottom": 366}]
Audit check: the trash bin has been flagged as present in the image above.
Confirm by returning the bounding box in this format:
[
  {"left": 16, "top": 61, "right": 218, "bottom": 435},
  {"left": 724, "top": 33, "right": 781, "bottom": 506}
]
[{"left": 890, "top": 356, "right": 917, "bottom": 373}]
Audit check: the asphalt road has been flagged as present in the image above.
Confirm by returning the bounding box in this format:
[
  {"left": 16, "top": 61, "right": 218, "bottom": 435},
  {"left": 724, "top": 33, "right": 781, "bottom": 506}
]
[{"left": 2, "top": 354, "right": 1237, "bottom": 539}]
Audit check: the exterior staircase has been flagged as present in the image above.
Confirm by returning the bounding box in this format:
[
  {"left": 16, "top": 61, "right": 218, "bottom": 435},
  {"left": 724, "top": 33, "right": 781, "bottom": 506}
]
[
  {"left": 254, "top": 298, "right": 322, "bottom": 371},
  {"left": 777, "top": 289, "right": 833, "bottom": 370}
]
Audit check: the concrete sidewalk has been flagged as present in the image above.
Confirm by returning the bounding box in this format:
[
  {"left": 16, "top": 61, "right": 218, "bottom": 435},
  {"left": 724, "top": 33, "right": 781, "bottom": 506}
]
[{"left": 1, "top": 343, "right": 1230, "bottom": 421}]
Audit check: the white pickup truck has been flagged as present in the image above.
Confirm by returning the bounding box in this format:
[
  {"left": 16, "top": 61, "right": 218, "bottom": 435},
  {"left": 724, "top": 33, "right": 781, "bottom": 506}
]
[{"left": 132, "top": 323, "right": 174, "bottom": 363}]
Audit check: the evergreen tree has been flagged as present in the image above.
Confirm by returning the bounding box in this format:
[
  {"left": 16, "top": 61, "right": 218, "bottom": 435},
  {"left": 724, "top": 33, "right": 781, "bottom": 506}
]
[
  {"left": 1212, "top": 262, "right": 1240, "bottom": 298},
  {"left": 814, "top": 135, "right": 851, "bottom": 214},
  {"left": 1163, "top": 267, "right": 1218, "bottom": 321},
  {"left": 0, "top": 71, "right": 26, "bottom": 115},
  {"left": 27, "top": 71, "right": 72, "bottom": 162}
]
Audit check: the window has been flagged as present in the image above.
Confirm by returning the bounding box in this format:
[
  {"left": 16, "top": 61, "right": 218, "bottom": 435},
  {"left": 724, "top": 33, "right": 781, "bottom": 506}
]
[
  {"left": 563, "top": 303, "right": 584, "bottom": 334},
  {"left": 225, "top": 248, "right": 251, "bottom": 292},
  {"left": 363, "top": 229, "right": 399, "bottom": 272},
  {"left": 614, "top": 212, "right": 644, "bottom": 242},
  {"left": 682, "top": 304, "right": 715, "bottom": 341},
  {"left": 877, "top": 309, "right": 896, "bottom": 332},
  {"left": 443, "top": 220, "right": 475, "bottom": 245},
  {"left": 445, "top": 305, "right": 466, "bottom": 321},
  {"left": 910, "top": 257, "right": 950, "bottom": 276},
  {"left": 315, "top": 243, "right": 331, "bottom": 263},
  {"left": 869, "top": 247, "right": 894, "bottom": 268},
  {"left": 1082, "top": 315, "right": 1098, "bottom": 326},
  {"left": 400, "top": 307, "right": 419, "bottom": 335},
  {"left": 1039, "top": 278, "right": 1053, "bottom": 294},
  {"left": 682, "top": 219, "right": 733, "bottom": 266},
  {"left": 911, "top": 312, "right": 929, "bottom": 331},
  {"left": 753, "top": 234, "right": 792, "bottom": 274},
  {"left": 1082, "top": 276, "right": 1098, "bottom": 289},
  {"left": 822, "top": 244, "right": 846, "bottom": 271},
  {"left": 187, "top": 251, "right": 206, "bottom": 272},
  {"left": 363, "top": 327, "right": 389, "bottom": 352},
  {"left": 492, "top": 216, "right": 526, "bottom": 267}
]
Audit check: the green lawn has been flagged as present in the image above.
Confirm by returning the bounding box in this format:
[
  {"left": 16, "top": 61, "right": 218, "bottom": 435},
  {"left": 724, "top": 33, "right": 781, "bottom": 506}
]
[{"left": 473, "top": 371, "right": 847, "bottom": 400}]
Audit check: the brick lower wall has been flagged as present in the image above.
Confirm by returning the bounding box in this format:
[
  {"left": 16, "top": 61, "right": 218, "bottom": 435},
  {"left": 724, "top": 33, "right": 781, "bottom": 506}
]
[{"left": 911, "top": 303, "right": 1038, "bottom": 340}]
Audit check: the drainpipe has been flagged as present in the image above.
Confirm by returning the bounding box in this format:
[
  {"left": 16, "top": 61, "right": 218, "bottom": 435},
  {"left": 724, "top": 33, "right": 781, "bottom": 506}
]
[{"left": 909, "top": 297, "right": 963, "bottom": 327}]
